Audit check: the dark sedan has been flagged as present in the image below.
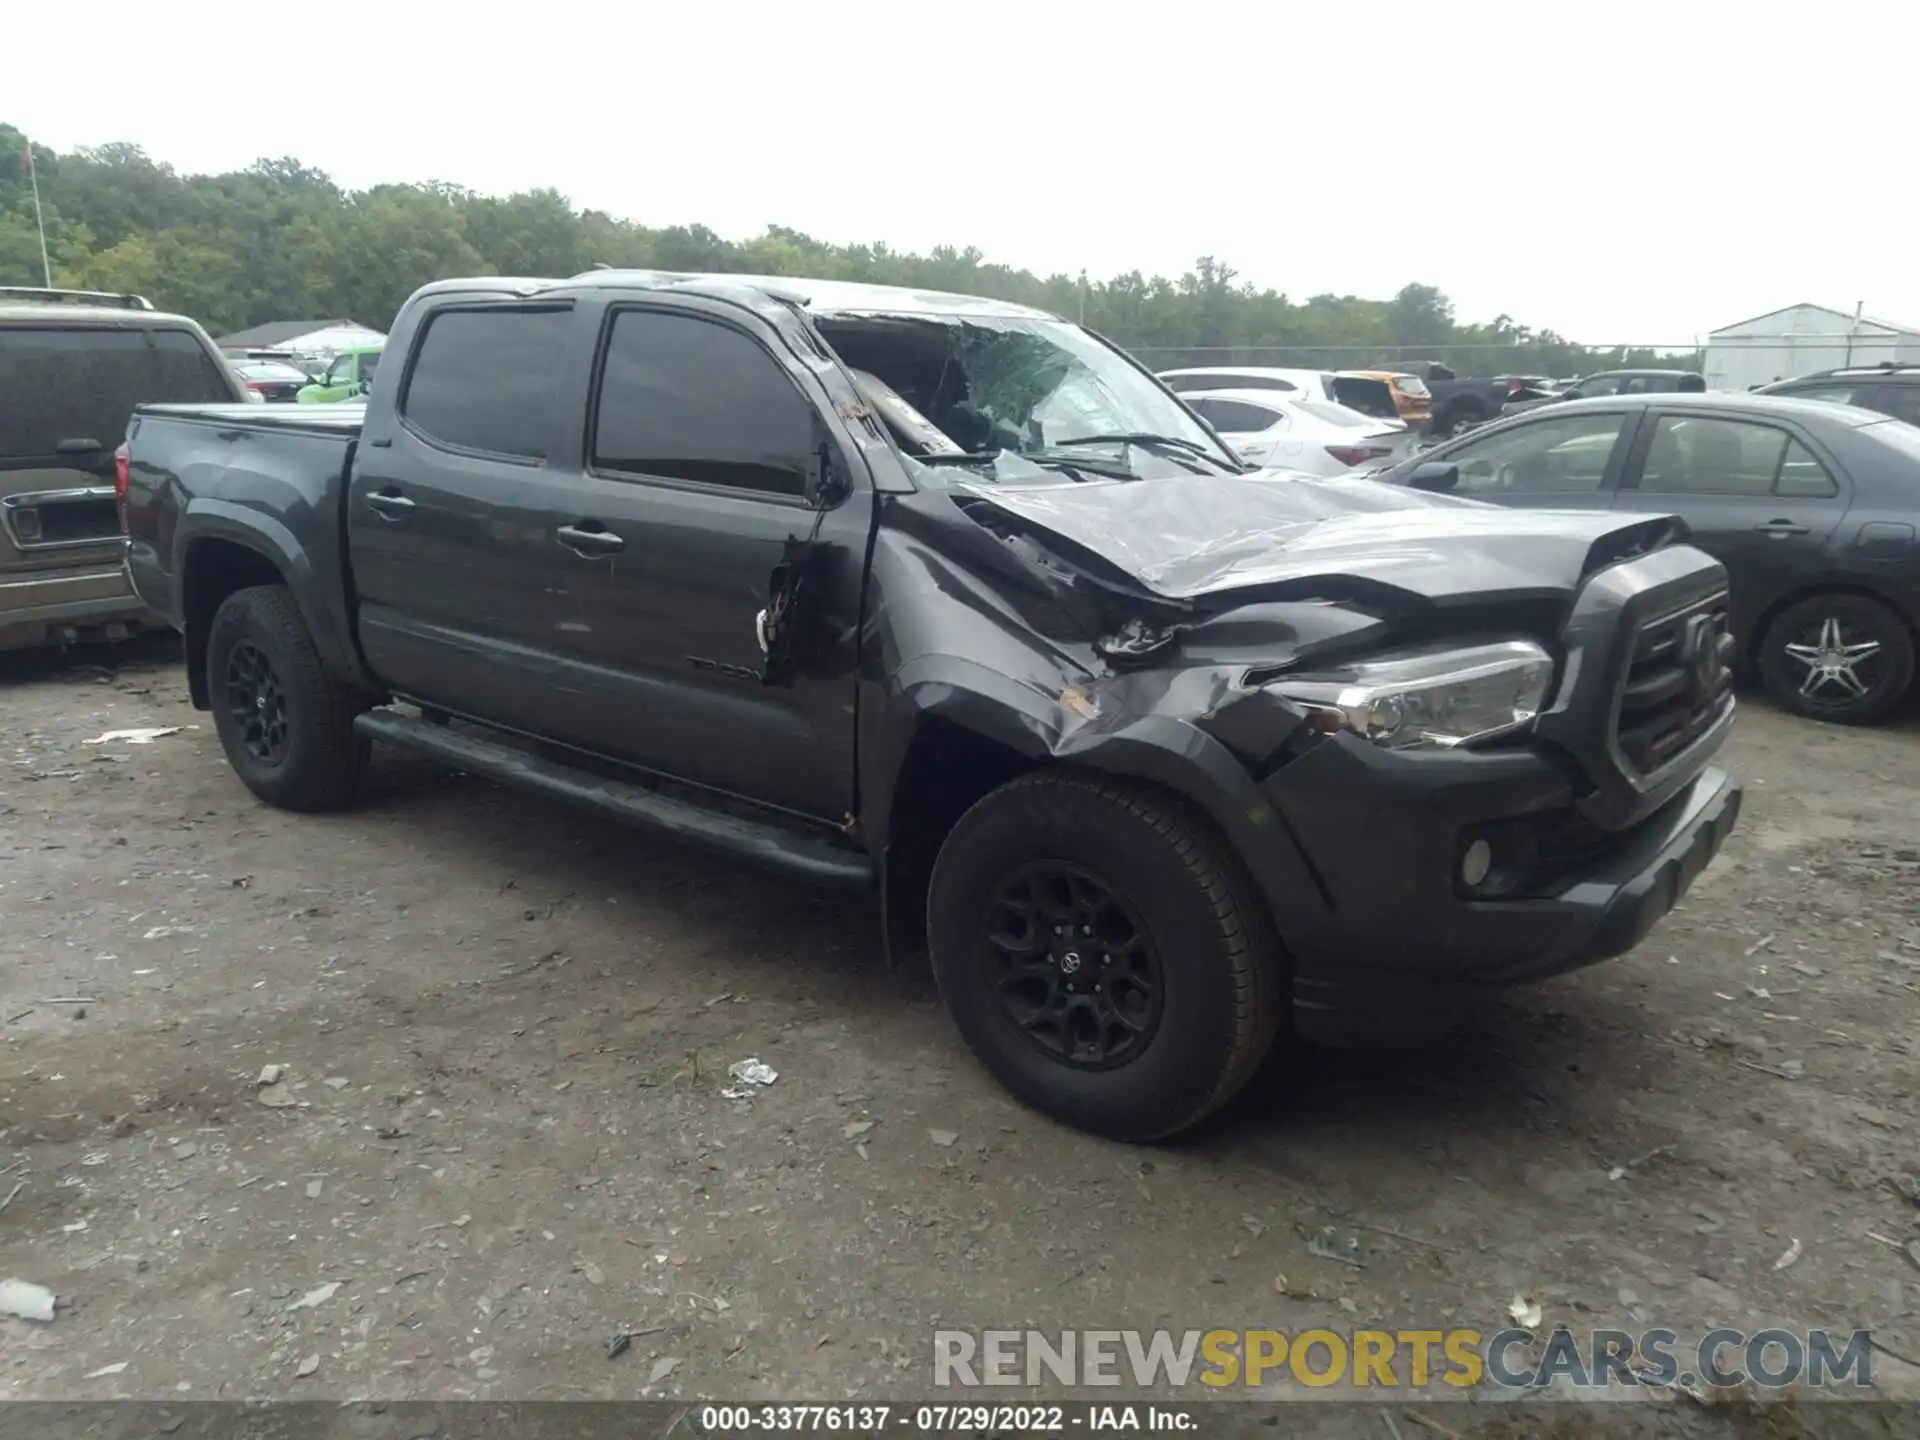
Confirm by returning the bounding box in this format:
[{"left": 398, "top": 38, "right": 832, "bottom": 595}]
[
  {"left": 1363, "top": 392, "right": 1920, "bottom": 725},
  {"left": 230, "top": 358, "right": 310, "bottom": 403}
]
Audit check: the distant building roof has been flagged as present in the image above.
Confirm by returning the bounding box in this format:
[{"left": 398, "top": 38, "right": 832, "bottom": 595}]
[
  {"left": 1710, "top": 302, "right": 1920, "bottom": 339},
  {"left": 216, "top": 319, "right": 373, "bottom": 347}
]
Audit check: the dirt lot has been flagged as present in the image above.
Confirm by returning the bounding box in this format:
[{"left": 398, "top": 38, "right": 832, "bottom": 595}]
[{"left": 1, "top": 638, "right": 1916, "bottom": 1429}]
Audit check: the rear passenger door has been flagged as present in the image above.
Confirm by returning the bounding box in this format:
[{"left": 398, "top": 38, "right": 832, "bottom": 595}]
[
  {"left": 534, "top": 299, "right": 872, "bottom": 820},
  {"left": 347, "top": 302, "right": 583, "bottom": 735},
  {"left": 1611, "top": 409, "right": 1848, "bottom": 645}
]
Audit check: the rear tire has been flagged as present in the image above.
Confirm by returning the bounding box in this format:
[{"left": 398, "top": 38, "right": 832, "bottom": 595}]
[
  {"left": 926, "top": 770, "right": 1284, "bottom": 1141},
  {"left": 1756, "top": 592, "right": 1914, "bottom": 726},
  {"left": 206, "top": 584, "right": 366, "bottom": 811}
]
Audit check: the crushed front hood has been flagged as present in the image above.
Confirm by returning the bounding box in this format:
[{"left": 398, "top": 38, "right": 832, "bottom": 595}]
[{"left": 957, "top": 472, "right": 1684, "bottom": 609}]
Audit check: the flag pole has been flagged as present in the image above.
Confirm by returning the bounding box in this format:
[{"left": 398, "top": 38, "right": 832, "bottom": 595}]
[{"left": 22, "top": 135, "right": 52, "bottom": 287}]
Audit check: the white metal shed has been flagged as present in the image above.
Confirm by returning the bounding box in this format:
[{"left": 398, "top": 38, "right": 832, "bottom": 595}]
[{"left": 1705, "top": 303, "right": 1920, "bottom": 391}]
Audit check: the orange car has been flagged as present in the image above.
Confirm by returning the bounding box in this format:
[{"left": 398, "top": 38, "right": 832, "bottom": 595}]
[{"left": 1337, "top": 369, "right": 1433, "bottom": 428}]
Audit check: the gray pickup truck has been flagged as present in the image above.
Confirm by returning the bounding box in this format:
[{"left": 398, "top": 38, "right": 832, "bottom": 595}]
[{"left": 122, "top": 270, "right": 1743, "bottom": 1140}]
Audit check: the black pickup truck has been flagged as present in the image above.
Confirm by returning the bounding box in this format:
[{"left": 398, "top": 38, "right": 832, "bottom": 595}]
[
  {"left": 1389, "top": 361, "right": 1517, "bottom": 438},
  {"left": 121, "top": 271, "right": 1743, "bottom": 1140}
]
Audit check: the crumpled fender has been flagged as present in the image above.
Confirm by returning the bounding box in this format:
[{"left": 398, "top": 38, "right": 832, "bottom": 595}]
[{"left": 863, "top": 648, "right": 1331, "bottom": 941}]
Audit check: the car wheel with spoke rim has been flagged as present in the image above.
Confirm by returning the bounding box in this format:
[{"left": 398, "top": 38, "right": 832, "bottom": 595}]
[
  {"left": 207, "top": 584, "right": 369, "bottom": 810},
  {"left": 1758, "top": 593, "right": 1915, "bottom": 726},
  {"left": 927, "top": 770, "right": 1284, "bottom": 1140}
]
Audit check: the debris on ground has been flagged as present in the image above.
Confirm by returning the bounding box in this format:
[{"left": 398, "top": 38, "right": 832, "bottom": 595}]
[
  {"left": 295, "top": 1354, "right": 319, "bottom": 1378},
  {"left": 1607, "top": 1143, "right": 1672, "bottom": 1181},
  {"left": 928, "top": 1128, "right": 959, "bottom": 1148},
  {"left": 170, "top": 1141, "right": 198, "bottom": 1160},
  {"left": 1307, "top": 1227, "right": 1366, "bottom": 1268},
  {"left": 647, "top": 1355, "right": 681, "bottom": 1385},
  {"left": 606, "top": 1329, "right": 633, "bottom": 1360},
  {"left": 83, "top": 727, "right": 182, "bottom": 746},
  {"left": 1906, "top": 1240, "right": 1920, "bottom": 1275},
  {"left": 323, "top": 1077, "right": 350, "bottom": 1090},
  {"left": 288, "top": 1281, "right": 341, "bottom": 1310},
  {"left": 841, "top": 1120, "right": 876, "bottom": 1141},
  {"left": 256, "top": 1064, "right": 285, "bottom": 1086},
  {"left": 1773, "top": 1238, "right": 1803, "bottom": 1271},
  {"left": 720, "top": 1058, "right": 778, "bottom": 1100},
  {"left": 85, "top": 1362, "right": 128, "bottom": 1378},
  {"left": 1508, "top": 1294, "right": 1543, "bottom": 1329},
  {"left": 0, "top": 1279, "right": 56, "bottom": 1322}
]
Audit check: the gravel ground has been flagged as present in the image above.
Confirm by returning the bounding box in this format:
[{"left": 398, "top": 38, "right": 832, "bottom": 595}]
[{"left": 1, "top": 638, "right": 1916, "bottom": 1433}]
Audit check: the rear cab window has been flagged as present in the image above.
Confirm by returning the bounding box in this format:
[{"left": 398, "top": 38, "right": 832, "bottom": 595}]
[{"left": 400, "top": 307, "right": 573, "bottom": 459}]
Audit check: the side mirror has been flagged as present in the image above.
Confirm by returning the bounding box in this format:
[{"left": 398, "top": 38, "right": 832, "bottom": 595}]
[
  {"left": 1409, "top": 461, "right": 1460, "bottom": 493},
  {"left": 358, "top": 377, "right": 372, "bottom": 394}
]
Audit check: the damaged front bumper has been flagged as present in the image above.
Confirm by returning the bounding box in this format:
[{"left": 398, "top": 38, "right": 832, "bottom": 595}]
[{"left": 1255, "top": 731, "right": 1742, "bottom": 1044}]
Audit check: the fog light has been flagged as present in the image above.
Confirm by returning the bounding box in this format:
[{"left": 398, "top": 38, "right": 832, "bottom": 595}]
[{"left": 1461, "top": 839, "right": 1494, "bottom": 889}]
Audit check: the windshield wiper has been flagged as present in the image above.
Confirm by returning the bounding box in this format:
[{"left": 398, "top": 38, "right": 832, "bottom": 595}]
[
  {"left": 1051, "top": 433, "right": 1242, "bottom": 473},
  {"left": 1018, "top": 450, "right": 1140, "bottom": 481}
]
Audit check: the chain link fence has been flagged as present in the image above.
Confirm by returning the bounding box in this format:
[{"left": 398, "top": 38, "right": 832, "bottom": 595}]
[{"left": 1124, "top": 344, "right": 1705, "bottom": 376}]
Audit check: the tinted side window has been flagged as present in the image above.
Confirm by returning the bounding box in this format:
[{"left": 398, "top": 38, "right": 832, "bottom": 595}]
[
  {"left": 1639, "top": 416, "right": 1788, "bottom": 496},
  {"left": 1867, "top": 384, "right": 1920, "bottom": 426},
  {"left": 1446, "top": 411, "right": 1626, "bottom": 493},
  {"left": 1775, "top": 438, "right": 1840, "bottom": 498},
  {"left": 1193, "top": 399, "right": 1282, "bottom": 431},
  {"left": 360, "top": 351, "right": 382, "bottom": 383},
  {"left": 150, "top": 330, "right": 236, "bottom": 401},
  {"left": 1777, "top": 383, "right": 1868, "bottom": 406},
  {"left": 593, "top": 310, "right": 814, "bottom": 498},
  {"left": 1574, "top": 376, "right": 1622, "bottom": 397},
  {"left": 402, "top": 308, "right": 571, "bottom": 459}
]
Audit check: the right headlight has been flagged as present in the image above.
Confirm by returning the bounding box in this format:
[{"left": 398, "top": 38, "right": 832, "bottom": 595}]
[{"left": 1266, "top": 639, "right": 1555, "bottom": 751}]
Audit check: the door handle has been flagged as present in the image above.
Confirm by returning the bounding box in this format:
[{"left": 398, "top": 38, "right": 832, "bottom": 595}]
[
  {"left": 365, "top": 489, "right": 414, "bottom": 518},
  {"left": 556, "top": 522, "right": 626, "bottom": 556},
  {"left": 1753, "top": 518, "right": 1810, "bottom": 537}
]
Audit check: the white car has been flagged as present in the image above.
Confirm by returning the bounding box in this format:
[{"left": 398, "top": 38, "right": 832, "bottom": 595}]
[
  {"left": 1179, "top": 388, "right": 1414, "bottom": 475},
  {"left": 1157, "top": 365, "right": 1403, "bottom": 424}
]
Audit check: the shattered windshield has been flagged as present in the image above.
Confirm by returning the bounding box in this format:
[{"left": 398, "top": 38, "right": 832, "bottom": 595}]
[{"left": 813, "top": 313, "right": 1241, "bottom": 483}]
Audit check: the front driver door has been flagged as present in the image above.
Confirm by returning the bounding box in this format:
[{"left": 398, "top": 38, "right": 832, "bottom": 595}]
[
  {"left": 1427, "top": 408, "right": 1637, "bottom": 510},
  {"left": 534, "top": 300, "right": 871, "bottom": 820}
]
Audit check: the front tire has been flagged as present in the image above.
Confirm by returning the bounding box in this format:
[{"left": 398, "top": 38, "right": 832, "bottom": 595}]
[
  {"left": 206, "top": 584, "right": 366, "bottom": 811},
  {"left": 1756, "top": 592, "right": 1914, "bottom": 726},
  {"left": 926, "top": 771, "right": 1284, "bottom": 1140}
]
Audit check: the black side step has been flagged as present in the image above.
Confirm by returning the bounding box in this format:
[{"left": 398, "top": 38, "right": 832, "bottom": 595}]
[{"left": 354, "top": 709, "right": 873, "bottom": 891}]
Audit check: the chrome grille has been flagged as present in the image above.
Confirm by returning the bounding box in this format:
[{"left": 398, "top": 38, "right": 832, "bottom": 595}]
[{"left": 1614, "top": 591, "right": 1734, "bottom": 774}]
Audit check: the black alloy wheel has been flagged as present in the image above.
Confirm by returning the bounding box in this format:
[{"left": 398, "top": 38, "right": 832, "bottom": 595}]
[
  {"left": 927, "top": 770, "right": 1284, "bottom": 1141},
  {"left": 984, "top": 859, "right": 1164, "bottom": 1070},
  {"left": 225, "top": 639, "right": 290, "bottom": 764}
]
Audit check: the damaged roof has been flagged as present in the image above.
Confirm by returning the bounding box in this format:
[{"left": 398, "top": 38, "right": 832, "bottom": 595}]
[
  {"left": 564, "top": 270, "right": 1060, "bottom": 321},
  {"left": 403, "top": 269, "right": 1060, "bottom": 322}
]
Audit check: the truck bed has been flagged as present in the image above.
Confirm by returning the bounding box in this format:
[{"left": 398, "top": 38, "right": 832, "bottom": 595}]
[
  {"left": 136, "top": 400, "right": 367, "bottom": 436},
  {"left": 123, "top": 402, "right": 367, "bottom": 698}
]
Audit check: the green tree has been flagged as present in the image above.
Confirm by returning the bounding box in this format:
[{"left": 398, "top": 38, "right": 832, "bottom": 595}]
[{"left": 0, "top": 118, "right": 1694, "bottom": 375}]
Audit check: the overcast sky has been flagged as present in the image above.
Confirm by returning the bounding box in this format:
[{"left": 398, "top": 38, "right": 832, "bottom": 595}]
[{"left": 10, "top": 2, "right": 1910, "bottom": 342}]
